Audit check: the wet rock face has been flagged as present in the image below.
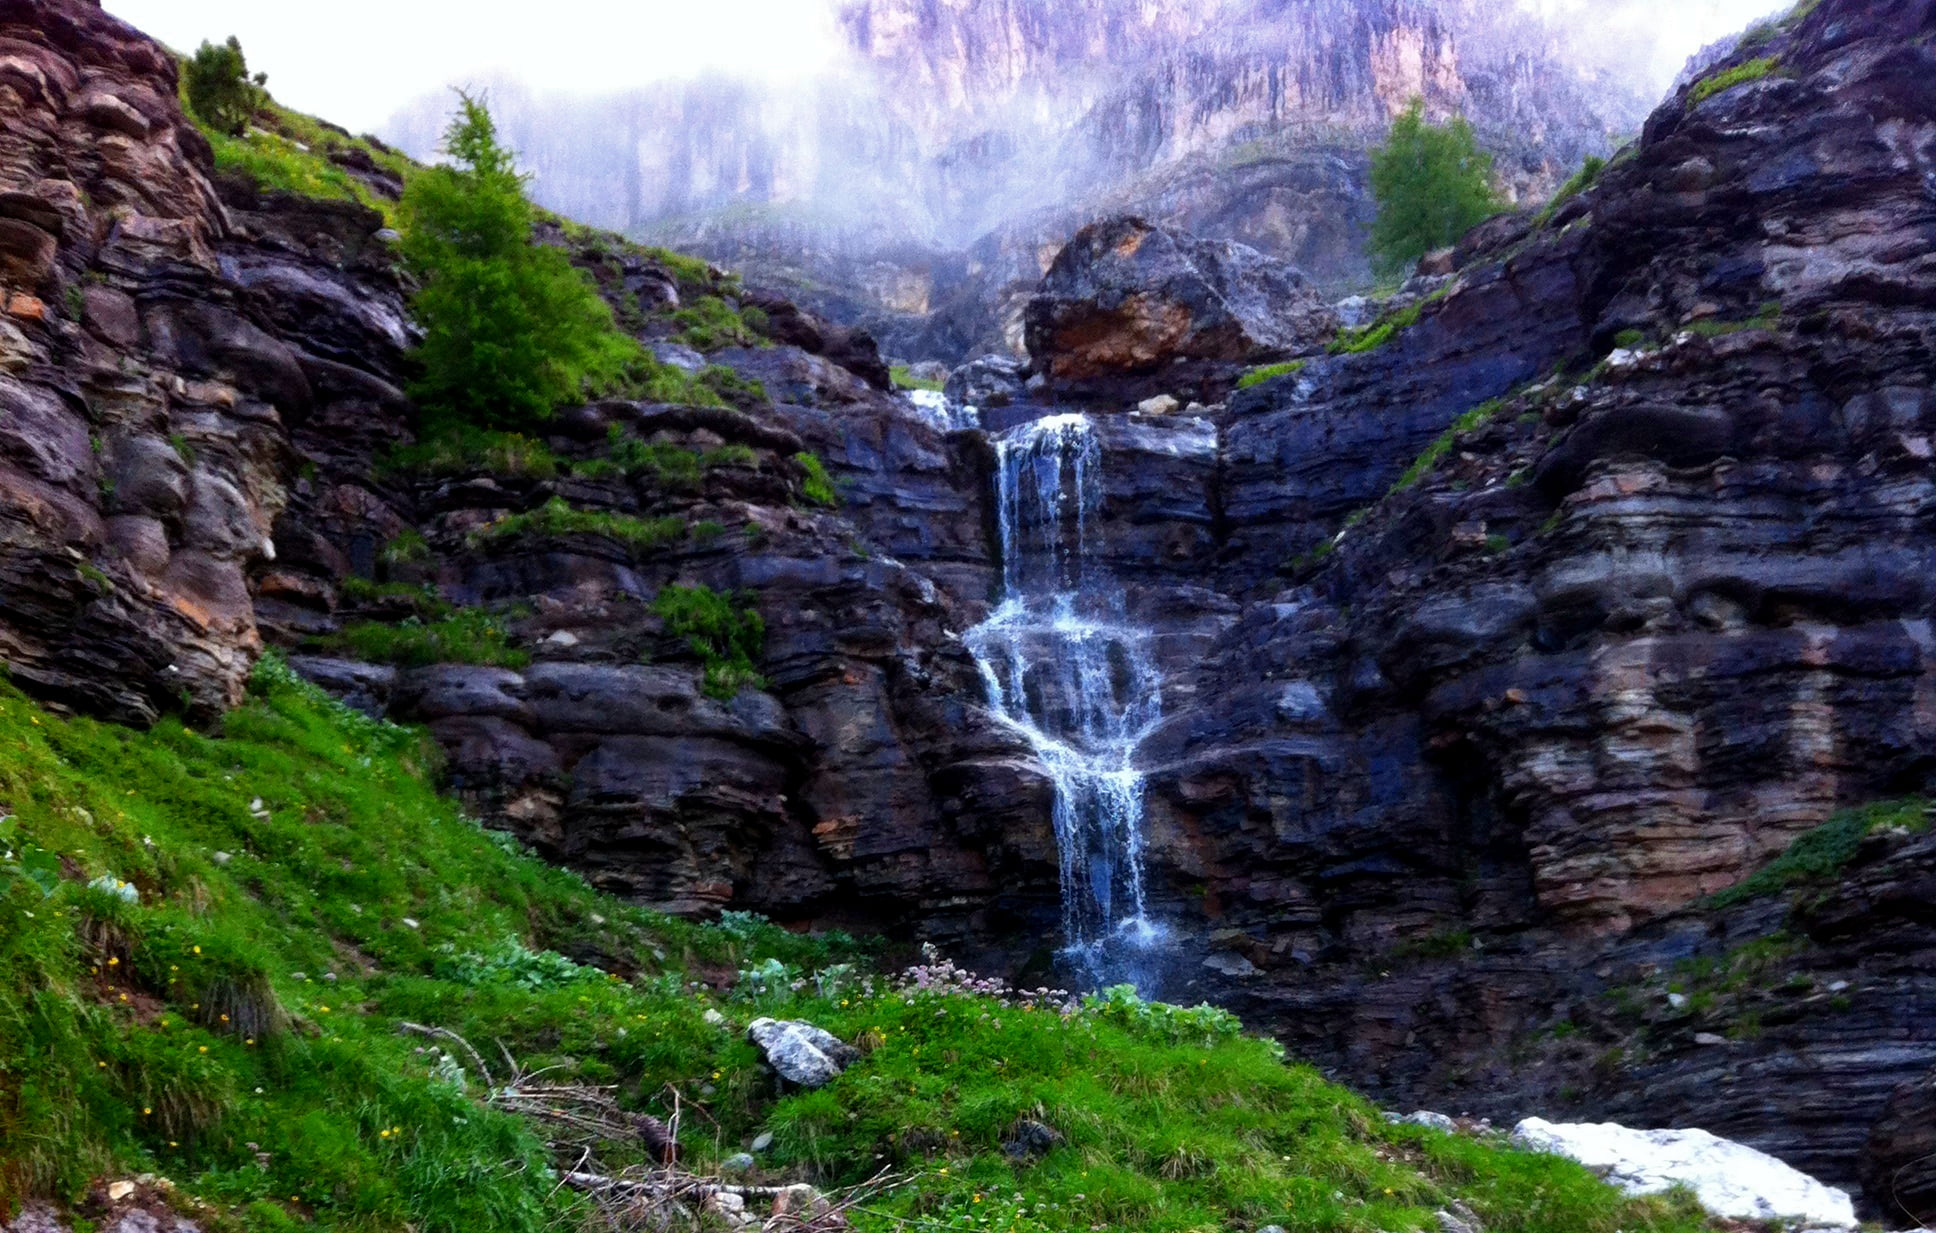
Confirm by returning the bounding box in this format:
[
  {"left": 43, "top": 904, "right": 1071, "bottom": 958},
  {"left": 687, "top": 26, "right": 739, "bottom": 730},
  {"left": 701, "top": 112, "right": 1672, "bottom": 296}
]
[
  {"left": 1024, "top": 216, "right": 1336, "bottom": 401},
  {"left": 1864, "top": 1067, "right": 1936, "bottom": 1228}
]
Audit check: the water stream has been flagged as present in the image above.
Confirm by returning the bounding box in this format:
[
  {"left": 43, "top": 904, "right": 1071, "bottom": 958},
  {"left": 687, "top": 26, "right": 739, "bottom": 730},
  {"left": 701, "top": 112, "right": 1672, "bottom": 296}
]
[{"left": 963, "top": 412, "right": 1168, "bottom": 988}]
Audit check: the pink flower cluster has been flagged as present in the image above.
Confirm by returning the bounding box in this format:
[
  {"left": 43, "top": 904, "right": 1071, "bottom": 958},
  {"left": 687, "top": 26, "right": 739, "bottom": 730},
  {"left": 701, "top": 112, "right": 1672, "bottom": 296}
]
[{"left": 895, "top": 944, "right": 1076, "bottom": 1013}]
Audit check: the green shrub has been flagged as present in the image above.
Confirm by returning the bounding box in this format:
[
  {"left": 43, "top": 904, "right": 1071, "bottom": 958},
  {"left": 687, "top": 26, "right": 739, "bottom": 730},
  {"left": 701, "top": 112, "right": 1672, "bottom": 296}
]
[
  {"left": 182, "top": 37, "right": 266, "bottom": 137},
  {"left": 1391, "top": 399, "right": 1505, "bottom": 493},
  {"left": 1235, "top": 361, "right": 1305, "bottom": 390},
  {"left": 312, "top": 609, "right": 528, "bottom": 669},
  {"left": 399, "top": 94, "right": 637, "bottom": 431},
  {"left": 652, "top": 584, "right": 766, "bottom": 699},
  {"left": 1367, "top": 99, "right": 1502, "bottom": 279},
  {"left": 470, "top": 497, "right": 686, "bottom": 554}
]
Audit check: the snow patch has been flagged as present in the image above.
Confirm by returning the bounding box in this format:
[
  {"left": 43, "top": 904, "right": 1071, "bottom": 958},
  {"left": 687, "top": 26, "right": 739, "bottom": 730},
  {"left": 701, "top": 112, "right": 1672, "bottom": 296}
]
[{"left": 1511, "top": 1118, "right": 1857, "bottom": 1227}]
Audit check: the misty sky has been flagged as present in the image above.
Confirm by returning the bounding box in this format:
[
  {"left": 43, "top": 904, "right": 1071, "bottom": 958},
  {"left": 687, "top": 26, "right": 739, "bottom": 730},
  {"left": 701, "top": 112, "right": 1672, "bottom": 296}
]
[{"left": 106, "top": 0, "right": 1785, "bottom": 139}]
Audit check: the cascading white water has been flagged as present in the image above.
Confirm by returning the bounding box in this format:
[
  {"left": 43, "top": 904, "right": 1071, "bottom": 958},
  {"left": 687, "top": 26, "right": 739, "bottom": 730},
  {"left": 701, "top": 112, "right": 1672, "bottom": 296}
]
[{"left": 964, "top": 413, "right": 1167, "bottom": 988}]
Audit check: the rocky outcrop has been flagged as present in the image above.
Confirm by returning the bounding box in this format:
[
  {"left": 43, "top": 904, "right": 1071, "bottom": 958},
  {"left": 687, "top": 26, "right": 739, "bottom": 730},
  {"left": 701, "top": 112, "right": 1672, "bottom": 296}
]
[
  {"left": 383, "top": 0, "right": 1652, "bottom": 360},
  {"left": 1864, "top": 1068, "right": 1936, "bottom": 1228},
  {"left": 1024, "top": 216, "right": 1336, "bottom": 401},
  {"left": 0, "top": 0, "right": 406, "bottom": 724}
]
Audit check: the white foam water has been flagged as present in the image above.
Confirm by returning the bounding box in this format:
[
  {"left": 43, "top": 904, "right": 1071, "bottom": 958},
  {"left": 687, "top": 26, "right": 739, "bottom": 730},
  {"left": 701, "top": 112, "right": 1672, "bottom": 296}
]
[{"left": 964, "top": 413, "right": 1168, "bottom": 988}]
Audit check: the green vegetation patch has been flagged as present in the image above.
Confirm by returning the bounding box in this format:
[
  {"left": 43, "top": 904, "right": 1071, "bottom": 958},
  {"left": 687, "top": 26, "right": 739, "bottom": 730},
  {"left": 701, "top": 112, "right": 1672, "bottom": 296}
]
[
  {"left": 1329, "top": 286, "right": 1451, "bottom": 356},
  {"left": 383, "top": 427, "right": 561, "bottom": 480},
  {"left": 1687, "top": 57, "right": 1782, "bottom": 108},
  {"left": 652, "top": 585, "right": 766, "bottom": 699},
  {"left": 671, "top": 296, "right": 768, "bottom": 352},
  {"left": 309, "top": 609, "right": 528, "bottom": 670},
  {"left": 1708, "top": 798, "right": 1930, "bottom": 910},
  {"left": 1368, "top": 100, "right": 1503, "bottom": 279},
  {"left": 891, "top": 366, "right": 946, "bottom": 393},
  {"left": 1535, "top": 155, "right": 1606, "bottom": 228},
  {"left": 469, "top": 497, "right": 686, "bottom": 554},
  {"left": 794, "top": 452, "right": 839, "bottom": 508},
  {"left": 1236, "top": 360, "right": 1306, "bottom": 390},
  {"left": 1392, "top": 399, "right": 1506, "bottom": 494},
  {"left": 0, "top": 670, "right": 1718, "bottom": 1233}
]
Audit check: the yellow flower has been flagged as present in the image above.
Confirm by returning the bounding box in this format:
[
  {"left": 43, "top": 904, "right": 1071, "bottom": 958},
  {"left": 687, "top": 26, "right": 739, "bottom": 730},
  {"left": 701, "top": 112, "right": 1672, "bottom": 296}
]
[
  {"left": 246, "top": 1038, "right": 255, "bottom": 1046},
  {"left": 198, "top": 1046, "right": 208, "bottom": 1054},
  {"left": 973, "top": 1195, "right": 983, "bottom": 1203},
  {"left": 318, "top": 1005, "right": 330, "bottom": 1014},
  {"left": 107, "top": 957, "right": 118, "bottom": 966},
  {"left": 142, "top": 1107, "right": 152, "bottom": 1115},
  {"left": 937, "top": 1168, "right": 948, "bottom": 1176},
  {"left": 220, "top": 1014, "right": 230, "bottom": 1023},
  {"left": 192, "top": 946, "right": 201, "bottom": 955}
]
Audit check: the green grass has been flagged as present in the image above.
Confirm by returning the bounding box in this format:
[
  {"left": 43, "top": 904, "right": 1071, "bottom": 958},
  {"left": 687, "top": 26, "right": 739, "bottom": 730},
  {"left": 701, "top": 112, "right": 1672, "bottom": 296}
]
[
  {"left": 307, "top": 609, "right": 528, "bottom": 670},
  {"left": 1391, "top": 399, "right": 1505, "bottom": 494},
  {"left": 670, "top": 297, "right": 767, "bottom": 352},
  {"left": 1534, "top": 155, "right": 1606, "bottom": 228},
  {"left": 794, "top": 452, "right": 839, "bottom": 508},
  {"left": 1708, "top": 798, "right": 1930, "bottom": 910},
  {"left": 1679, "top": 301, "right": 1781, "bottom": 340},
  {"left": 0, "top": 668, "right": 1720, "bottom": 1233},
  {"left": 382, "top": 428, "right": 560, "bottom": 481},
  {"left": 1687, "top": 57, "right": 1781, "bottom": 108},
  {"left": 1329, "top": 286, "right": 1451, "bottom": 356},
  {"left": 469, "top": 497, "right": 687, "bottom": 554},
  {"left": 652, "top": 585, "right": 766, "bottom": 699},
  {"left": 596, "top": 426, "right": 759, "bottom": 489},
  {"left": 1236, "top": 361, "right": 1306, "bottom": 391},
  {"left": 891, "top": 366, "right": 945, "bottom": 393},
  {"left": 194, "top": 100, "right": 413, "bottom": 224}
]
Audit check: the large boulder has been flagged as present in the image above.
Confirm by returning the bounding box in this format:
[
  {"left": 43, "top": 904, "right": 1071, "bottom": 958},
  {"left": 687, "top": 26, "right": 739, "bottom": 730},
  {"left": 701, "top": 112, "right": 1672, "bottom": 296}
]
[
  {"left": 1023, "top": 216, "right": 1336, "bottom": 387},
  {"left": 943, "top": 353, "right": 1028, "bottom": 409}
]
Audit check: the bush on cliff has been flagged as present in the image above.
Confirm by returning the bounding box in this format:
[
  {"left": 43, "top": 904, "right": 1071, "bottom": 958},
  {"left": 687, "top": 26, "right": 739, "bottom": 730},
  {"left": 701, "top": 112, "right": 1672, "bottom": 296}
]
[
  {"left": 1367, "top": 100, "right": 1502, "bottom": 278},
  {"left": 182, "top": 37, "right": 266, "bottom": 137},
  {"left": 398, "top": 94, "right": 634, "bottom": 431}
]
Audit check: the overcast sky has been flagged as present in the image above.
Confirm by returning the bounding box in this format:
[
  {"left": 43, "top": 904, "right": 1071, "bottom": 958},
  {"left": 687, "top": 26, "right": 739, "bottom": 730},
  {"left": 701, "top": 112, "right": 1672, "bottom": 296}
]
[{"left": 105, "top": 0, "right": 1785, "bottom": 138}]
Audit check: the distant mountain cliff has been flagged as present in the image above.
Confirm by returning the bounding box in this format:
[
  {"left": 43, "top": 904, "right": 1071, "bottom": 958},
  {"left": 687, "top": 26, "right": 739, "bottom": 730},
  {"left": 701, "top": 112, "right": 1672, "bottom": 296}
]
[{"left": 384, "top": 0, "right": 1652, "bottom": 360}]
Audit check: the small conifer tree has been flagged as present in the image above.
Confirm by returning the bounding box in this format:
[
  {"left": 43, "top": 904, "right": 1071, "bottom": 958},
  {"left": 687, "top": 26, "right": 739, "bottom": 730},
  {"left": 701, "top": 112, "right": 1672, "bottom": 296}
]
[
  {"left": 183, "top": 36, "right": 266, "bottom": 137},
  {"left": 1366, "top": 100, "right": 1502, "bottom": 279},
  {"left": 398, "top": 93, "right": 632, "bottom": 429}
]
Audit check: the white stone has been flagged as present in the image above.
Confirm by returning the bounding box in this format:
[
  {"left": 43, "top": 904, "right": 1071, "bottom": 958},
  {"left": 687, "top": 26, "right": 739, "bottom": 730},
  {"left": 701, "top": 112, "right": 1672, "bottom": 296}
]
[
  {"left": 746, "top": 1018, "right": 857, "bottom": 1088},
  {"left": 1136, "top": 394, "right": 1181, "bottom": 416},
  {"left": 1511, "top": 1118, "right": 1857, "bottom": 1227}
]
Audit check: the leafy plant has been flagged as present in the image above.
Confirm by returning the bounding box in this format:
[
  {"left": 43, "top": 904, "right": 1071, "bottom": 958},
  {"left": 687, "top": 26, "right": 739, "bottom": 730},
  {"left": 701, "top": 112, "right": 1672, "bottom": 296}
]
[
  {"left": 1367, "top": 99, "right": 1502, "bottom": 278},
  {"left": 384, "top": 427, "right": 560, "bottom": 480},
  {"left": 1708, "top": 799, "right": 1930, "bottom": 909},
  {"left": 890, "top": 365, "right": 945, "bottom": 393}
]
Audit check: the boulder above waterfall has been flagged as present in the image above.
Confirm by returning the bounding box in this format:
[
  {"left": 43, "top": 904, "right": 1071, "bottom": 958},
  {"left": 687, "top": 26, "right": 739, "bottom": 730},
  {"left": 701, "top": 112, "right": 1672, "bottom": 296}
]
[
  {"left": 1511, "top": 1118, "right": 1858, "bottom": 1227},
  {"left": 1023, "top": 216, "right": 1336, "bottom": 396}
]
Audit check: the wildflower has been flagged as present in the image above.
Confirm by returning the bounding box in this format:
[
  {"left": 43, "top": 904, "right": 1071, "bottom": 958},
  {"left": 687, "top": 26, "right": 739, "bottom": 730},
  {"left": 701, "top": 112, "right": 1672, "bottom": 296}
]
[
  {"left": 198, "top": 1046, "right": 208, "bottom": 1054},
  {"left": 220, "top": 1014, "right": 230, "bottom": 1023},
  {"left": 318, "top": 1005, "right": 330, "bottom": 1013},
  {"left": 169, "top": 1140, "right": 178, "bottom": 1147},
  {"left": 192, "top": 946, "right": 201, "bottom": 955},
  {"left": 142, "top": 1107, "right": 152, "bottom": 1115},
  {"left": 107, "top": 957, "right": 118, "bottom": 966},
  {"left": 973, "top": 1195, "right": 983, "bottom": 1203},
  {"left": 97, "top": 1061, "right": 106, "bottom": 1068},
  {"left": 938, "top": 1168, "right": 948, "bottom": 1176},
  {"left": 246, "top": 1038, "right": 255, "bottom": 1046}
]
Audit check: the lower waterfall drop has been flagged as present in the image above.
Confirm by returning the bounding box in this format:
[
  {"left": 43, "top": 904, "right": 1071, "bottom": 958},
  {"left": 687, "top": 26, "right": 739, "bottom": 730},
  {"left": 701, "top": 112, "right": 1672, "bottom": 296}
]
[{"left": 964, "top": 412, "right": 1168, "bottom": 989}]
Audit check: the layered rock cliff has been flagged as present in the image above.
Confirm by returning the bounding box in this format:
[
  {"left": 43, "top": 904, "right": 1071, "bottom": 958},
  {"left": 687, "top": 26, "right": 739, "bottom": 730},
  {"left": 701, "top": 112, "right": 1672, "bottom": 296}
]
[{"left": 4, "top": 0, "right": 1936, "bottom": 1220}]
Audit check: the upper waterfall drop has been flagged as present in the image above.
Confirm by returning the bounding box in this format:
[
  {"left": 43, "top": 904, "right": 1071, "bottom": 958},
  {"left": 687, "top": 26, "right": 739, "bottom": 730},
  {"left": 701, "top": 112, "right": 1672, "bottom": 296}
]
[{"left": 965, "top": 412, "right": 1168, "bottom": 989}]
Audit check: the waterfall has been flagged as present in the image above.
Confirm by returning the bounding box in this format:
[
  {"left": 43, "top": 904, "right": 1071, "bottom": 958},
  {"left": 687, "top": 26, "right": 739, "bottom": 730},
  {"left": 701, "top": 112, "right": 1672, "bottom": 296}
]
[{"left": 964, "top": 413, "right": 1167, "bottom": 988}]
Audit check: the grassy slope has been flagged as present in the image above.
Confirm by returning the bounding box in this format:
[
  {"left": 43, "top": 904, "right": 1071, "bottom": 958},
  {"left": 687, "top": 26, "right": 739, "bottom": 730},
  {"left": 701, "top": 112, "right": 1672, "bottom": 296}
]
[{"left": 0, "top": 663, "right": 1713, "bottom": 1233}]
